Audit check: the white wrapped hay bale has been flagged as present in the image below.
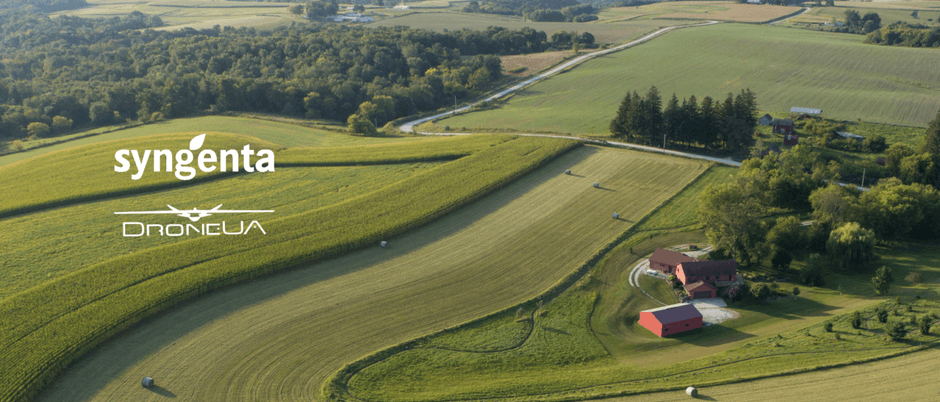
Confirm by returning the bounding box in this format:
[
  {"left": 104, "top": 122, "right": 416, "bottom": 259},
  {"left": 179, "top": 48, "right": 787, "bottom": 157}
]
[
  {"left": 613, "top": 213, "right": 619, "bottom": 219},
  {"left": 593, "top": 182, "right": 599, "bottom": 188},
  {"left": 686, "top": 386, "right": 698, "bottom": 397},
  {"left": 380, "top": 241, "right": 388, "bottom": 248},
  {"left": 142, "top": 377, "right": 154, "bottom": 388}
]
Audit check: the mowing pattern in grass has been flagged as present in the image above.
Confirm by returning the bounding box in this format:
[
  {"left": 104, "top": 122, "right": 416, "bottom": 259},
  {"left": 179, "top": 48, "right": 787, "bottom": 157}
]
[
  {"left": 33, "top": 148, "right": 705, "bottom": 402},
  {"left": 370, "top": 13, "right": 676, "bottom": 44},
  {"left": 342, "top": 264, "right": 940, "bottom": 401},
  {"left": 0, "top": 135, "right": 578, "bottom": 402},
  {"left": 434, "top": 23, "right": 940, "bottom": 133}
]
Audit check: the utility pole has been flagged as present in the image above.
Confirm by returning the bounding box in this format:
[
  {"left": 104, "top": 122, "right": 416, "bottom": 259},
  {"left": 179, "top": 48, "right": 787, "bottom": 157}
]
[
  {"left": 663, "top": 133, "right": 667, "bottom": 151},
  {"left": 454, "top": 95, "right": 457, "bottom": 115},
  {"left": 861, "top": 168, "right": 866, "bottom": 189}
]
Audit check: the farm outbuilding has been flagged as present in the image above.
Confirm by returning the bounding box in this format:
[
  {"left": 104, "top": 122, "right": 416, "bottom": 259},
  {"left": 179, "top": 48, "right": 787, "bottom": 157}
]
[
  {"left": 772, "top": 118, "right": 794, "bottom": 135},
  {"left": 758, "top": 114, "right": 773, "bottom": 126},
  {"left": 639, "top": 303, "right": 703, "bottom": 337},
  {"left": 784, "top": 133, "right": 799, "bottom": 146},
  {"left": 837, "top": 131, "right": 865, "bottom": 142},
  {"left": 761, "top": 143, "right": 781, "bottom": 157},
  {"left": 649, "top": 248, "right": 697, "bottom": 275},
  {"left": 684, "top": 280, "right": 718, "bottom": 300},
  {"left": 677, "top": 260, "right": 738, "bottom": 286},
  {"left": 790, "top": 107, "right": 822, "bottom": 115}
]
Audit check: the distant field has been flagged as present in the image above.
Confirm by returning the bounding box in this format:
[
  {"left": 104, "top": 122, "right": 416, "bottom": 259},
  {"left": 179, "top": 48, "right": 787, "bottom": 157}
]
[
  {"left": 52, "top": 0, "right": 299, "bottom": 30},
  {"left": 834, "top": 0, "right": 940, "bottom": 10},
  {"left": 35, "top": 147, "right": 706, "bottom": 402},
  {"left": 434, "top": 23, "right": 940, "bottom": 134},
  {"left": 500, "top": 50, "right": 574, "bottom": 77},
  {"left": 791, "top": 5, "right": 940, "bottom": 26},
  {"left": 598, "top": 2, "right": 802, "bottom": 23},
  {"left": 370, "top": 12, "right": 677, "bottom": 44}
]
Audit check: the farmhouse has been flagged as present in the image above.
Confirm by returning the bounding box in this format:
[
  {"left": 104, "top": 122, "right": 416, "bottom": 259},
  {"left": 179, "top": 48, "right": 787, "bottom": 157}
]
[
  {"left": 649, "top": 248, "right": 697, "bottom": 274},
  {"left": 791, "top": 107, "right": 822, "bottom": 115},
  {"left": 684, "top": 280, "right": 717, "bottom": 300},
  {"left": 676, "top": 260, "right": 737, "bottom": 286},
  {"left": 758, "top": 114, "right": 773, "bottom": 126},
  {"left": 772, "top": 118, "right": 793, "bottom": 135},
  {"left": 639, "top": 303, "right": 703, "bottom": 337},
  {"left": 784, "top": 133, "right": 799, "bottom": 146}
]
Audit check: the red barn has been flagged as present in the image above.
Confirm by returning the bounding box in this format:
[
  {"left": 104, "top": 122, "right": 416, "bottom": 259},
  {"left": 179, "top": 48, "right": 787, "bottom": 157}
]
[
  {"left": 649, "top": 248, "right": 697, "bottom": 275},
  {"left": 677, "top": 260, "right": 737, "bottom": 286},
  {"left": 784, "top": 133, "right": 799, "bottom": 146},
  {"left": 684, "top": 281, "right": 717, "bottom": 300},
  {"left": 772, "top": 119, "right": 794, "bottom": 135},
  {"left": 639, "top": 303, "right": 703, "bottom": 337}
]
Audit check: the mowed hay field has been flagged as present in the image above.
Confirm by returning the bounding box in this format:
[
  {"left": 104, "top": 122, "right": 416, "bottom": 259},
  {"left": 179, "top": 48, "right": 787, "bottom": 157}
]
[
  {"left": 792, "top": 6, "right": 940, "bottom": 27},
  {"left": 369, "top": 13, "right": 676, "bottom": 44},
  {"left": 36, "top": 147, "right": 707, "bottom": 402},
  {"left": 434, "top": 23, "right": 940, "bottom": 134},
  {"left": 609, "top": 347, "right": 940, "bottom": 402}
]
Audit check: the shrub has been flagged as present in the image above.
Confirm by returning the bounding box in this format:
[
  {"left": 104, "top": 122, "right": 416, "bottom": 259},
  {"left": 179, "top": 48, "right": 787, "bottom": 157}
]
[
  {"left": 886, "top": 322, "right": 906, "bottom": 340},
  {"left": 825, "top": 322, "right": 833, "bottom": 332},
  {"left": 876, "top": 308, "right": 888, "bottom": 323},
  {"left": 793, "top": 287, "right": 800, "bottom": 296},
  {"left": 905, "top": 272, "right": 923, "bottom": 284},
  {"left": 919, "top": 315, "right": 931, "bottom": 335},
  {"left": 770, "top": 248, "right": 793, "bottom": 269},
  {"left": 800, "top": 254, "right": 826, "bottom": 287},
  {"left": 851, "top": 311, "right": 862, "bottom": 329},
  {"left": 751, "top": 283, "right": 771, "bottom": 300}
]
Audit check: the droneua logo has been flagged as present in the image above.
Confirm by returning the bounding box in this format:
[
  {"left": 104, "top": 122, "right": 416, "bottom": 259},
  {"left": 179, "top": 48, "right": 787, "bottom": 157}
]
[{"left": 113, "top": 134, "right": 276, "bottom": 237}]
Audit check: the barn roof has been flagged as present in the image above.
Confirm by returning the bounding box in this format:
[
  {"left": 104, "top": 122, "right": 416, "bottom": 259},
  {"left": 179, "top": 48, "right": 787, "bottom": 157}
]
[
  {"left": 650, "top": 248, "right": 697, "bottom": 266},
  {"left": 837, "top": 132, "right": 865, "bottom": 140},
  {"left": 760, "top": 113, "right": 773, "bottom": 120},
  {"left": 772, "top": 118, "right": 793, "bottom": 126},
  {"left": 791, "top": 107, "right": 822, "bottom": 115},
  {"left": 642, "top": 303, "right": 702, "bottom": 324},
  {"left": 678, "top": 260, "right": 738, "bottom": 277},
  {"left": 684, "top": 280, "right": 717, "bottom": 294}
]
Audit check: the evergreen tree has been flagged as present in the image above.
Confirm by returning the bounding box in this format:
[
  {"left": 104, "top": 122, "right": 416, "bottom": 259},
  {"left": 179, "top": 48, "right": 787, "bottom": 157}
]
[
  {"left": 700, "top": 96, "right": 719, "bottom": 149},
  {"left": 682, "top": 95, "right": 699, "bottom": 146},
  {"left": 609, "top": 91, "right": 633, "bottom": 138},
  {"left": 643, "top": 86, "right": 663, "bottom": 146},
  {"left": 872, "top": 266, "right": 894, "bottom": 296},
  {"left": 663, "top": 93, "right": 680, "bottom": 149}
]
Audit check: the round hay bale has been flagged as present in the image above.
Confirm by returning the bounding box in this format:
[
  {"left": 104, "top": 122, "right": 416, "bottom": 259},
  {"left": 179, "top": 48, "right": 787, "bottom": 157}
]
[
  {"left": 142, "top": 377, "right": 154, "bottom": 388},
  {"left": 593, "top": 182, "right": 599, "bottom": 188},
  {"left": 613, "top": 213, "right": 619, "bottom": 219},
  {"left": 380, "top": 241, "right": 388, "bottom": 248},
  {"left": 686, "top": 386, "right": 698, "bottom": 397},
  {"left": 565, "top": 169, "right": 571, "bottom": 175}
]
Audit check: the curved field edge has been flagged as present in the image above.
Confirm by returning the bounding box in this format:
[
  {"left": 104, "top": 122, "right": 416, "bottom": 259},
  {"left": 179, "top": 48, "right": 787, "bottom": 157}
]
[
  {"left": 0, "top": 134, "right": 504, "bottom": 219},
  {"left": 0, "top": 136, "right": 579, "bottom": 402},
  {"left": 321, "top": 162, "right": 716, "bottom": 401}
]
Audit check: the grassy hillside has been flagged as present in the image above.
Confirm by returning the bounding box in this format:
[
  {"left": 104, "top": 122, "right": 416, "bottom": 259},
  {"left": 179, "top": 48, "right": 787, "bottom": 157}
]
[
  {"left": 598, "top": 2, "right": 803, "bottom": 23},
  {"left": 432, "top": 23, "right": 940, "bottom": 134},
  {"left": 791, "top": 5, "right": 940, "bottom": 27},
  {"left": 0, "top": 132, "right": 579, "bottom": 402},
  {"left": 33, "top": 147, "right": 706, "bottom": 402}
]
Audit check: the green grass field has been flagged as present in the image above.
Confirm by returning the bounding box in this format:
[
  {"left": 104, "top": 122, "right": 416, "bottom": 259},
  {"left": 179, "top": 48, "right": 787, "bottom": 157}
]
[
  {"left": 791, "top": 5, "right": 940, "bottom": 27},
  {"left": 370, "top": 12, "right": 677, "bottom": 44},
  {"left": 32, "top": 146, "right": 706, "bottom": 402},
  {"left": 432, "top": 23, "right": 940, "bottom": 135},
  {"left": 336, "top": 168, "right": 940, "bottom": 401},
  {"left": 53, "top": 0, "right": 299, "bottom": 31},
  {"left": 598, "top": 2, "right": 803, "bottom": 24}
]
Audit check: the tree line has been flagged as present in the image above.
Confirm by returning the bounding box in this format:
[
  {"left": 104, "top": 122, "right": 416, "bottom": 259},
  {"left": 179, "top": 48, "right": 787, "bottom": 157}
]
[
  {"left": 462, "top": 0, "right": 599, "bottom": 22},
  {"left": 609, "top": 86, "right": 757, "bottom": 153},
  {"left": 0, "top": 0, "right": 87, "bottom": 12},
  {"left": 864, "top": 21, "right": 940, "bottom": 48},
  {"left": 0, "top": 11, "right": 576, "bottom": 142}
]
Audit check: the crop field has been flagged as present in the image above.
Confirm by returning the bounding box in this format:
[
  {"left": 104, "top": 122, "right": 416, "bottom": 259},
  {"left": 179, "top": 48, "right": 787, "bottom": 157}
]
[
  {"left": 52, "top": 0, "right": 298, "bottom": 30},
  {"left": 0, "top": 116, "right": 412, "bottom": 167},
  {"left": 30, "top": 147, "right": 706, "bottom": 402},
  {"left": 0, "top": 131, "right": 579, "bottom": 402},
  {"left": 370, "top": 13, "right": 677, "bottom": 44},
  {"left": 433, "top": 23, "right": 940, "bottom": 134},
  {"left": 834, "top": 1, "right": 940, "bottom": 11},
  {"left": 597, "top": 2, "right": 802, "bottom": 23}
]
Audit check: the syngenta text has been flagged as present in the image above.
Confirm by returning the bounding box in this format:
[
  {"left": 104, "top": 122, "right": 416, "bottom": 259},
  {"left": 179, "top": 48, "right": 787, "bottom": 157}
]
[{"left": 113, "top": 133, "right": 275, "bottom": 180}]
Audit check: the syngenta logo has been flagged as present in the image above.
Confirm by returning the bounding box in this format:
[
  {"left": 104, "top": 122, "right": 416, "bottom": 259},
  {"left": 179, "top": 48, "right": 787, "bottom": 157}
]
[
  {"left": 113, "top": 133, "right": 275, "bottom": 180},
  {"left": 115, "top": 204, "right": 274, "bottom": 237}
]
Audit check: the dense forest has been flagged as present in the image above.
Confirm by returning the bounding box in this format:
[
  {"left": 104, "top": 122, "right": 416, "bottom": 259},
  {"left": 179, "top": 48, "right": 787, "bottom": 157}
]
[
  {"left": 462, "top": 0, "right": 600, "bottom": 22},
  {"left": 0, "top": 10, "right": 570, "bottom": 141},
  {"left": 609, "top": 86, "right": 757, "bottom": 153},
  {"left": 865, "top": 21, "right": 940, "bottom": 47}
]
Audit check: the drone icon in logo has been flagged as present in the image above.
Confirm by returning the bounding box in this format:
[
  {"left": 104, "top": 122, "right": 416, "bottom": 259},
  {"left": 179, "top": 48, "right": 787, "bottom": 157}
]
[{"left": 114, "top": 204, "right": 274, "bottom": 222}]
